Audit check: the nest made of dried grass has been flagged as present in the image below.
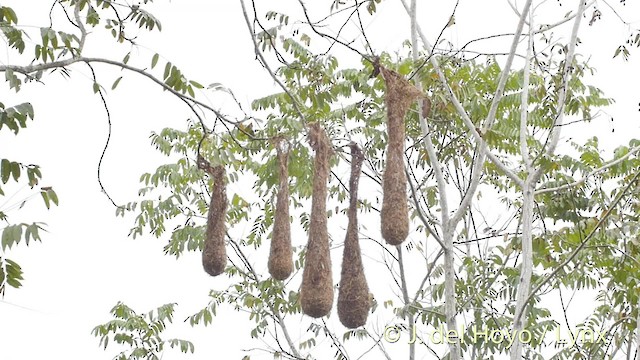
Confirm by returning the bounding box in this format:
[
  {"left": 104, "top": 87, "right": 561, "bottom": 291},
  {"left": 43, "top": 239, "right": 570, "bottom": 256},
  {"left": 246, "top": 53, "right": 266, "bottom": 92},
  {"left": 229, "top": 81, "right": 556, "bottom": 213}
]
[
  {"left": 200, "top": 158, "right": 228, "bottom": 277},
  {"left": 300, "top": 123, "right": 335, "bottom": 318},
  {"left": 268, "top": 138, "right": 294, "bottom": 280},
  {"left": 379, "top": 67, "right": 423, "bottom": 246},
  {"left": 337, "top": 143, "right": 370, "bottom": 328}
]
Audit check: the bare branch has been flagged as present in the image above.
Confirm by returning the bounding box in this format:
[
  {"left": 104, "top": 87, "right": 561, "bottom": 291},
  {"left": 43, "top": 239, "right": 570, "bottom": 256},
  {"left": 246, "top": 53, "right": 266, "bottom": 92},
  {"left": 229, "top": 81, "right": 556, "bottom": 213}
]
[
  {"left": 412, "top": 248, "right": 444, "bottom": 303},
  {"left": 409, "top": 0, "right": 450, "bottom": 232},
  {"left": 539, "top": 0, "right": 587, "bottom": 164},
  {"left": 363, "top": 330, "right": 394, "bottom": 360},
  {"left": 520, "top": 14, "right": 533, "bottom": 171},
  {"left": 297, "top": 0, "right": 372, "bottom": 59},
  {"left": 509, "top": 183, "right": 535, "bottom": 359},
  {"left": 399, "top": 0, "right": 526, "bottom": 225},
  {"left": 86, "top": 63, "right": 117, "bottom": 207},
  {"left": 454, "top": 0, "right": 595, "bottom": 59},
  {"left": 482, "top": 0, "right": 533, "bottom": 132},
  {"left": 406, "top": 166, "right": 445, "bottom": 249},
  {"left": 409, "top": 2, "right": 458, "bottom": 358},
  {"left": 73, "top": 2, "right": 87, "bottom": 55},
  {"left": 396, "top": 245, "right": 415, "bottom": 360}
]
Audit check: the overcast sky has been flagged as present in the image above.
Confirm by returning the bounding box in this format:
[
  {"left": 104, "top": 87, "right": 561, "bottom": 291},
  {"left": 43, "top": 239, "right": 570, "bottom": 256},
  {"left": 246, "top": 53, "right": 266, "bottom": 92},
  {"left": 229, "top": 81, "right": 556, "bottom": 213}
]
[{"left": 1, "top": 1, "right": 639, "bottom": 359}]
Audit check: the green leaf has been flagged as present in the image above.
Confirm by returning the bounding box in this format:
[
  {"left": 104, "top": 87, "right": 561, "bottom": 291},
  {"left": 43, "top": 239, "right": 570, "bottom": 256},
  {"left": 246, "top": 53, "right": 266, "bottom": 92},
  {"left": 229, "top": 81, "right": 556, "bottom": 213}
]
[
  {"left": 1, "top": 225, "right": 17, "bottom": 250},
  {"left": 367, "top": 1, "right": 376, "bottom": 14},
  {"left": 163, "top": 62, "right": 172, "bottom": 80},
  {"left": 614, "top": 46, "right": 622, "bottom": 58},
  {"left": 123, "top": 52, "right": 130, "bottom": 64},
  {"left": 11, "top": 225, "right": 22, "bottom": 247},
  {"left": 188, "top": 80, "right": 203, "bottom": 89},
  {"left": 93, "top": 82, "right": 100, "bottom": 94},
  {"left": 1, "top": 159, "right": 10, "bottom": 183},
  {"left": 5, "top": 258, "right": 24, "bottom": 288},
  {"left": 151, "top": 53, "right": 159, "bottom": 69},
  {"left": 47, "top": 188, "right": 59, "bottom": 206},
  {"left": 14, "top": 102, "right": 34, "bottom": 119},
  {"left": 26, "top": 223, "right": 42, "bottom": 243},
  {"left": 11, "top": 161, "right": 20, "bottom": 181},
  {"left": 1, "top": 6, "right": 18, "bottom": 24},
  {"left": 41, "top": 191, "right": 51, "bottom": 209},
  {"left": 112, "top": 76, "right": 123, "bottom": 90},
  {"left": 300, "top": 33, "right": 311, "bottom": 46}
]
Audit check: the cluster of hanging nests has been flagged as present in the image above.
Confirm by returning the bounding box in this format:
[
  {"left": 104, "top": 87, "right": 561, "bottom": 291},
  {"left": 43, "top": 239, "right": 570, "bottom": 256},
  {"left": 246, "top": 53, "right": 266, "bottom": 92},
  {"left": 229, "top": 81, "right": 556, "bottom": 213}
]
[{"left": 199, "top": 66, "right": 424, "bottom": 328}]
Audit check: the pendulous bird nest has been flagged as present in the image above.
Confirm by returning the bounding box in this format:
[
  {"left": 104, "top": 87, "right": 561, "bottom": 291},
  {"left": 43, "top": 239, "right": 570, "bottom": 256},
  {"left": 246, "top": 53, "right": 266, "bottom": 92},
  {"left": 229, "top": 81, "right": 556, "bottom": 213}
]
[
  {"left": 379, "top": 66, "right": 423, "bottom": 246},
  {"left": 268, "top": 137, "right": 294, "bottom": 281},
  {"left": 199, "top": 155, "right": 228, "bottom": 277},
  {"left": 337, "top": 142, "right": 370, "bottom": 328},
  {"left": 300, "top": 123, "right": 335, "bottom": 318}
]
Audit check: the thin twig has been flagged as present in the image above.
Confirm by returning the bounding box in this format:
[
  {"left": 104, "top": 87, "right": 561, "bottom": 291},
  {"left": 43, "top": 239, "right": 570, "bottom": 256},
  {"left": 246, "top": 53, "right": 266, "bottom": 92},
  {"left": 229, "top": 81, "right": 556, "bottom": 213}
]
[
  {"left": 86, "top": 64, "right": 117, "bottom": 207},
  {"left": 240, "top": 0, "right": 307, "bottom": 124}
]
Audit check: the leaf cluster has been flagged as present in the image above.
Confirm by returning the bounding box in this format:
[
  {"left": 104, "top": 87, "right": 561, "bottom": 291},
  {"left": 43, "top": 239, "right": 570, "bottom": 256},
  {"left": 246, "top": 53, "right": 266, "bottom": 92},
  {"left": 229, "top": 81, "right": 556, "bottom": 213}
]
[{"left": 92, "top": 302, "right": 194, "bottom": 360}]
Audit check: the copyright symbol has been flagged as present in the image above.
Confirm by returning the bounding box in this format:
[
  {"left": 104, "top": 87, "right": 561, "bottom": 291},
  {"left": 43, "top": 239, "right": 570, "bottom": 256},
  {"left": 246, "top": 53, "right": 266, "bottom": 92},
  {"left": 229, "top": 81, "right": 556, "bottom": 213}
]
[{"left": 384, "top": 325, "right": 401, "bottom": 343}]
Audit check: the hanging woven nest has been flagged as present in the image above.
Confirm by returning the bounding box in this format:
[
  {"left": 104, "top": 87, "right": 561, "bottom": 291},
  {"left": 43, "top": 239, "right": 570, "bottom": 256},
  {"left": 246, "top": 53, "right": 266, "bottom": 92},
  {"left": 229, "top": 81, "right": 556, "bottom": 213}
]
[
  {"left": 300, "top": 123, "right": 335, "bottom": 318},
  {"left": 268, "top": 138, "right": 294, "bottom": 281},
  {"left": 199, "top": 155, "right": 228, "bottom": 276},
  {"left": 379, "top": 67, "right": 423, "bottom": 246},
  {"left": 337, "top": 143, "right": 370, "bottom": 328}
]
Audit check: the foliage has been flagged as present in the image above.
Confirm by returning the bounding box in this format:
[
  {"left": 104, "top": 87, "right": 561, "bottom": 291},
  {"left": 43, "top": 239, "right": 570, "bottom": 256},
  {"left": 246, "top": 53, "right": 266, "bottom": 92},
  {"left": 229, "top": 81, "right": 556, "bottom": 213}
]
[
  {"left": 2, "top": 1, "right": 640, "bottom": 360},
  {"left": 0, "top": 101, "right": 57, "bottom": 296},
  {"left": 92, "top": 302, "right": 194, "bottom": 360}
]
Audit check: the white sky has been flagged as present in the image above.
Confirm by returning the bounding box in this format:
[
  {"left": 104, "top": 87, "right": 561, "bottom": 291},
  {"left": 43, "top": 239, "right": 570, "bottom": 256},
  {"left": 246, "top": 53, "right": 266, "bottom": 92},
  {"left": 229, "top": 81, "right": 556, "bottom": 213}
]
[{"left": 1, "top": 1, "right": 639, "bottom": 359}]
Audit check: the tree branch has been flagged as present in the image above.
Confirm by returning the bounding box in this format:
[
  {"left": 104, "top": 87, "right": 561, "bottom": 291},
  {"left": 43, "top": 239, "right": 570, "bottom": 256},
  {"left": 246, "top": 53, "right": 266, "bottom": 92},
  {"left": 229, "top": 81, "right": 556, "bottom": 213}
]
[
  {"left": 520, "top": 15, "right": 533, "bottom": 171},
  {"left": 509, "top": 12, "right": 536, "bottom": 355},
  {"left": 408, "top": 0, "right": 448, "bottom": 244},
  {"left": 73, "top": 2, "right": 87, "bottom": 55},
  {"left": 396, "top": 245, "right": 415, "bottom": 360},
  {"left": 534, "top": 145, "right": 640, "bottom": 195},
  {"left": 412, "top": 248, "right": 444, "bottom": 303},
  {"left": 516, "top": 170, "right": 640, "bottom": 326},
  {"left": 399, "top": 0, "right": 527, "bottom": 228},
  {"left": 539, "top": 0, "right": 587, "bottom": 164},
  {"left": 240, "top": 0, "right": 308, "bottom": 125},
  {"left": 364, "top": 330, "right": 394, "bottom": 360},
  {"left": 227, "top": 237, "right": 304, "bottom": 359},
  {"left": 452, "top": 0, "right": 595, "bottom": 60},
  {"left": 409, "top": 2, "right": 457, "bottom": 358},
  {"left": 406, "top": 166, "right": 445, "bottom": 249},
  {"left": 481, "top": 0, "right": 533, "bottom": 132},
  {"left": 0, "top": 57, "right": 241, "bottom": 128},
  {"left": 296, "top": 0, "right": 372, "bottom": 60}
]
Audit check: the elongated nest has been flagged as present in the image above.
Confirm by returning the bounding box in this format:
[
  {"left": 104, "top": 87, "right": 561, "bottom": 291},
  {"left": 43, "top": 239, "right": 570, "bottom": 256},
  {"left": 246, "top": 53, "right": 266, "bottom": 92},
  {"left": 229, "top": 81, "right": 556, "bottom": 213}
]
[
  {"left": 338, "top": 143, "right": 370, "bottom": 328},
  {"left": 200, "top": 157, "right": 227, "bottom": 277},
  {"left": 300, "top": 123, "right": 335, "bottom": 318},
  {"left": 268, "top": 138, "right": 293, "bottom": 280},
  {"left": 379, "top": 67, "right": 423, "bottom": 246}
]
